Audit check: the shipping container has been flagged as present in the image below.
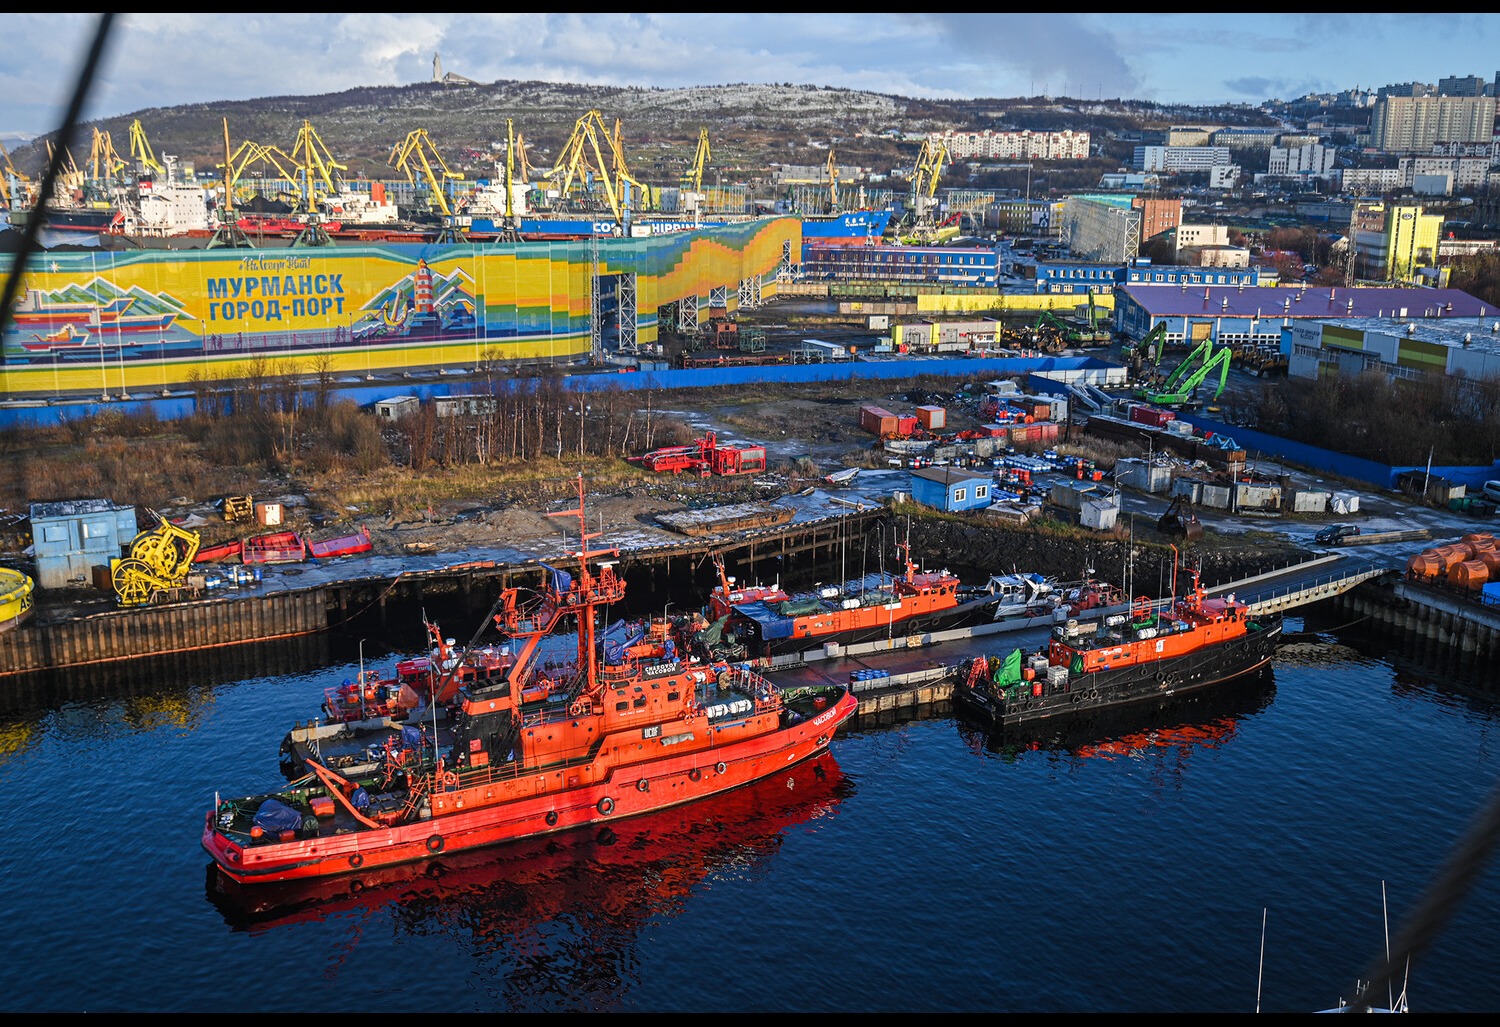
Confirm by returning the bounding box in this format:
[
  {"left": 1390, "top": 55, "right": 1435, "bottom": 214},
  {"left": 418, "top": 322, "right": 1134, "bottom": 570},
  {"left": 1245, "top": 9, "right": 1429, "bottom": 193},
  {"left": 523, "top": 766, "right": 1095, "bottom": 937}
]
[
  {"left": 859, "top": 405, "right": 898, "bottom": 436},
  {"left": 916, "top": 405, "right": 946, "bottom": 430},
  {"left": 895, "top": 415, "right": 918, "bottom": 437},
  {"left": 1129, "top": 404, "right": 1176, "bottom": 429}
]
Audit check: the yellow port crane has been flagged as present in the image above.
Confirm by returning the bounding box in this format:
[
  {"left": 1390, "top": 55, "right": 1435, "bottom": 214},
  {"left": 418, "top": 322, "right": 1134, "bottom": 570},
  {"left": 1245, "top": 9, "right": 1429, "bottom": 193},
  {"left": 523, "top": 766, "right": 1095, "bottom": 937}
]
[
  {"left": 286, "top": 118, "right": 347, "bottom": 215},
  {"left": 87, "top": 127, "right": 126, "bottom": 182},
  {"left": 1, "top": 141, "right": 31, "bottom": 207},
  {"left": 128, "top": 118, "right": 164, "bottom": 176},
  {"left": 388, "top": 127, "right": 464, "bottom": 218},
  {"left": 681, "top": 126, "right": 711, "bottom": 192},
  {"left": 824, "top": 148, "right": 839, "bottom": 214},
  {"left": 910, "top": 138, "right": 949, "bottom": 212},
  {"left": 545, "top": 109, "right": 643, "bottom": 225}
]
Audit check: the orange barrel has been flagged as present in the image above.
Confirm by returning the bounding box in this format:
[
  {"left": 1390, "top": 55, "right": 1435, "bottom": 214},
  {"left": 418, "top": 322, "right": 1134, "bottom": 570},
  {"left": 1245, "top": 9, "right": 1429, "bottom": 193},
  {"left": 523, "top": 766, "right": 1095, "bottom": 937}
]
[
  {"left": 1449, "top": 559, "right": 1490, "bottom": 590},
  {"left": 1480, "top": 551, "right": 1500, "bottom": 574},
  {"left": 1462, "top": 533, "right": 1495, "bottom": 546}
]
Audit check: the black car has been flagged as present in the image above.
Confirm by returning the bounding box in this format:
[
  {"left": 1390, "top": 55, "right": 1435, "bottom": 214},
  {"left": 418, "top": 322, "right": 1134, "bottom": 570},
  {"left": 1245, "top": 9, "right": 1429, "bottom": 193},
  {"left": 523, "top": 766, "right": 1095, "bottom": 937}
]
[{"left": 1316, "top": 524, "right": 1361, "bottom": 544}]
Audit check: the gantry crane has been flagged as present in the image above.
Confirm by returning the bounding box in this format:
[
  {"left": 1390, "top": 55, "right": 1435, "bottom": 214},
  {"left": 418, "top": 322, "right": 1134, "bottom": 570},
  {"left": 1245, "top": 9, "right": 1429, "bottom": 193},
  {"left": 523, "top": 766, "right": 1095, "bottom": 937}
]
[
  {"left": 128, "top": 118, "right": 164, "bottom": 176},
  {"left": 388, "top": 127, "right": 464, "bottom": 219},
  {"left": 545, "top": 110, "right": 644, "bottom": 225}
]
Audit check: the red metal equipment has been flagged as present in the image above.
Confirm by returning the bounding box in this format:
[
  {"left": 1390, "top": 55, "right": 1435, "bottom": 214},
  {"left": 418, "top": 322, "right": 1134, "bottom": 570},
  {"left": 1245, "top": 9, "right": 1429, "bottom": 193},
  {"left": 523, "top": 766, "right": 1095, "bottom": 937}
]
[{"left": 630, "top": 431, "right": 766, "bottom": 477}]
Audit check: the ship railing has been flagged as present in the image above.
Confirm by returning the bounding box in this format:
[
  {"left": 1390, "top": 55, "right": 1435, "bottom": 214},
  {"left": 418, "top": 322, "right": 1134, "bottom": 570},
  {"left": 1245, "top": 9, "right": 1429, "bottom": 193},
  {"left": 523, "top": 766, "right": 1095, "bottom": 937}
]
[{"left": 716, "top": 664, "right": 783, "bottom": 711}]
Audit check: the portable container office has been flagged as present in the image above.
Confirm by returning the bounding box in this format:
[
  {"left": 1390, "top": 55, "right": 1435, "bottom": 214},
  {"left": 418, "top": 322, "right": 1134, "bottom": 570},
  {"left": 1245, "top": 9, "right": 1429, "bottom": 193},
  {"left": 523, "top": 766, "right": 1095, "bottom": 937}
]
[
  {"left": 29, "top": 499, "right": 137, "bottom": 590},
  {"left": 916, "top": 406, "right": 946, "bottom": 430}
]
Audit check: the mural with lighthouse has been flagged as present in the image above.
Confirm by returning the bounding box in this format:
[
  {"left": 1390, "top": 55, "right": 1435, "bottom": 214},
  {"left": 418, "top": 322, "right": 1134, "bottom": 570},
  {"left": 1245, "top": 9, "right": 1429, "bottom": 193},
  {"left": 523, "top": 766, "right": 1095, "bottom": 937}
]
[{"left": 353, "top": 259, "right": 478, "bottom": 342}]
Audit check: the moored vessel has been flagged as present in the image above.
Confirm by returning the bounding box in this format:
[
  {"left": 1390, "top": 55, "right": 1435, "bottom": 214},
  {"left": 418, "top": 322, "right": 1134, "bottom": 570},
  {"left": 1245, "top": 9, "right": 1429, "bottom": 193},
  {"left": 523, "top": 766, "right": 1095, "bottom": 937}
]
[
  {"left": 703, "top": 539, "right": 1017, "bottom": 662},
  {"left": 954, "top": 555, "right": 1281, "bottom": 727},
  {"left": 203, "top": 477, "right": 857, "bottom": 885}
]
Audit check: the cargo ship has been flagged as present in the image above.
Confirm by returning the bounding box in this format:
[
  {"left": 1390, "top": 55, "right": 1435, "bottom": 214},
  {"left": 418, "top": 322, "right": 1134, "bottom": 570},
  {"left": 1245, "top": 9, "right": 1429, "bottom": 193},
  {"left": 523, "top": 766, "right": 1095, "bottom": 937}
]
[
  {"left": 953, "top": 555, "right": 1282, "bottom": 727},
  {"left": 703, "top": 540, "right": 1025, "bottom": 662},
  {"left": 203, "top": 477, "right": 856, "bottom": 885}
]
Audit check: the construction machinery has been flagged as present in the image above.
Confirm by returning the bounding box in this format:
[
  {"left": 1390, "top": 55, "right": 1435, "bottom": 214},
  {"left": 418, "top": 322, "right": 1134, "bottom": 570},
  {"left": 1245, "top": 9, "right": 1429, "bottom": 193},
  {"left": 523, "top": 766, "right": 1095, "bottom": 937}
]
[
  {"left": 1137, "top": 338, "right": 1232, "bottom": 407},
  {"left": 1123, "top": 322, "right": 1168, "bottom": 365},
  {"left": 110, "top": 514, "right": 202, "bottom": 606},
  {"left": 1066, "top": 293, "right": 1113, "bottom": 344},
  {"left": 1157, "top": 497, "right": 1203, "bottom": 543}
]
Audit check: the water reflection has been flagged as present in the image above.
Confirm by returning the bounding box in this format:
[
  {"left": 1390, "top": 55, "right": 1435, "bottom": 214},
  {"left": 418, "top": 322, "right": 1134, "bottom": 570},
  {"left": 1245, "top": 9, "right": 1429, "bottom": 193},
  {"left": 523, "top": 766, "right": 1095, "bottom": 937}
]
[
  {"left": 205, "top": 751, "right": 851, "bottom": 1006},
  {"left": 0, "top": 633, "right": 332, "bottom": 716}
]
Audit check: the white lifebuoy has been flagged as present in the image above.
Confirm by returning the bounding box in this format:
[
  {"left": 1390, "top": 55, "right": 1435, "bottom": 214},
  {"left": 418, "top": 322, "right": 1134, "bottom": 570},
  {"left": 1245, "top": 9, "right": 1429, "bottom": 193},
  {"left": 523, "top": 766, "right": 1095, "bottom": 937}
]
[{"left": 715, "top": 762, "right": 727, "bottom": 775}]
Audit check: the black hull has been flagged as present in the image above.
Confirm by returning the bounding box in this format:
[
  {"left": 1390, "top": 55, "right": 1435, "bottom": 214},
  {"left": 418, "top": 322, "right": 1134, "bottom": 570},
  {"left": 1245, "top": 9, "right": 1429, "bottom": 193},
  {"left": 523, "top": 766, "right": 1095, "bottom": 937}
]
[
  {"left": 955, "top": 617, "right": 1283, "bottom": 726},
  {"left": 751, "top": 593, "right": 1030, "bottom": 659}
]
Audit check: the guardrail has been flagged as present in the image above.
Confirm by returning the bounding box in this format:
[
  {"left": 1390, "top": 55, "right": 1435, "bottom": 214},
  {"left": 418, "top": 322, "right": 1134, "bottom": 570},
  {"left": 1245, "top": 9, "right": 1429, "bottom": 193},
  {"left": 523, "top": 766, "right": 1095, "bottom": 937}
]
[{"left": 1241, "top": 563, "right": 1388, "bottom": 616}]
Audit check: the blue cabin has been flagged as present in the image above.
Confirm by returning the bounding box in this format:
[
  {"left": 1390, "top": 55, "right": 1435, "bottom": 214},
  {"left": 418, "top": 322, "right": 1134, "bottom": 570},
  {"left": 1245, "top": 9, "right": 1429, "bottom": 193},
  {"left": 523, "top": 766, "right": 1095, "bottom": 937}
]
[
  {"left": 910, "top": 467, "right": 991, "bottom": 512},
  {"left": 29, "top": 499, "right": 137, "bottom": 589}
]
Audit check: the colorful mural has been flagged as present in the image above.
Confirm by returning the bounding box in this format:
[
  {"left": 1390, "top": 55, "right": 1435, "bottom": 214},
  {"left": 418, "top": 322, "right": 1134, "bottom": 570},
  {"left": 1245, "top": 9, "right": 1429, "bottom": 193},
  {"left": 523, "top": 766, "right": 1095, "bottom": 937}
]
[{"left": 0, "top": 217, "right": 798, "bottom": 397}]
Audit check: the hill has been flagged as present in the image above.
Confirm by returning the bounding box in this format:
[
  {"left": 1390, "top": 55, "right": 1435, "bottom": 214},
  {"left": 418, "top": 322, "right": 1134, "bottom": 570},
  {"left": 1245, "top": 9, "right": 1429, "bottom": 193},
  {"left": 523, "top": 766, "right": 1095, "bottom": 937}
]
[{"left": 6, "top": 78, "right": 1278, "bottom": 187}]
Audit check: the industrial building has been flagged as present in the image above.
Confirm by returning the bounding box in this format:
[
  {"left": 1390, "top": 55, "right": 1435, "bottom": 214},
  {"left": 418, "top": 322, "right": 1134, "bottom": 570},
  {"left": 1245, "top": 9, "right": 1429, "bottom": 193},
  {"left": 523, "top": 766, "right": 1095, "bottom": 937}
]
[
  {"left": 1285, "top": 313, "right": 1500, "bottom": 382},
  {"left": 1123, "top": 261, "right": 1262, "bottom": 287},
  {"left": 1114, "top": 284, "right": 1490, "bottom": 354},
  {"left": 0, "top": 219, "right": 797, "bottom": 398},
  {"left": 910, "top": 467, "right": 992, "bottom": 513},
  {"left": 1060, "top": 195, "right": 1141, "bottom": 264},
  {"left": 801, "top": 244, "right": 999, "bottom": 288}
]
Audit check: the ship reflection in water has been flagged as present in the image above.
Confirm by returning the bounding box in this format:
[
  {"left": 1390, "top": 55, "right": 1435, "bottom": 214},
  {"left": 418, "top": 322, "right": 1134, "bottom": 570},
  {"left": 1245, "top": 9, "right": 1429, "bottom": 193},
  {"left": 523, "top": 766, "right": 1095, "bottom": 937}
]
[
  {"left": 955, "top": 669, "right": 1276, "bottom": 766},
  {"left": 206, "top": 750, "right": 851, "bottom": 971}
]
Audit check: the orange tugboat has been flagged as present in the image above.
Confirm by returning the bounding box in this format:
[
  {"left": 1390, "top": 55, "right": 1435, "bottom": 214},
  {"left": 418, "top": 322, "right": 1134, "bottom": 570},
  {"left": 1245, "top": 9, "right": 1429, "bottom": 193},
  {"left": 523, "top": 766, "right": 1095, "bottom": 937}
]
[
  {"left": 703, "top": 539, "right": 1016, "bottom": 662},
  {"left": 954, "top": 550, "right": 1281, "bottom": 727},
  {"left": 204, "top": 477, "right": 857, "bottom": 885}
]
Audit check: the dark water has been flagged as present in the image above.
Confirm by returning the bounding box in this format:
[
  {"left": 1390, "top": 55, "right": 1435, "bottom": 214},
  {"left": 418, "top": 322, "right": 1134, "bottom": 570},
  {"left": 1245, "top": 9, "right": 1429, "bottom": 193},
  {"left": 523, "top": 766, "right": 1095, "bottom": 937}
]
[{"left": 1, "top": 600, "right": 1498, "bottom": 1013}]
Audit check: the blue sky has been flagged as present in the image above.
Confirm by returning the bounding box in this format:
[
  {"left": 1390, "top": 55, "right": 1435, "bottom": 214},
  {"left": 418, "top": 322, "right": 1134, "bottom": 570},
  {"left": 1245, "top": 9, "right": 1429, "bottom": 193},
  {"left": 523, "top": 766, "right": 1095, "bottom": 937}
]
[{"left": 2, "top": 14, "right": 1497, "bottom": 144}]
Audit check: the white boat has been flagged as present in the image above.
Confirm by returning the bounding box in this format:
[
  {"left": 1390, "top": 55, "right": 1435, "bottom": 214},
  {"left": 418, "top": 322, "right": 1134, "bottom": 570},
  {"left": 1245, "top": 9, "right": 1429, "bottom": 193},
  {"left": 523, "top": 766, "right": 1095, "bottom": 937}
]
[{"left": 824, "top": 468, "right": 859, "bottom": 486}]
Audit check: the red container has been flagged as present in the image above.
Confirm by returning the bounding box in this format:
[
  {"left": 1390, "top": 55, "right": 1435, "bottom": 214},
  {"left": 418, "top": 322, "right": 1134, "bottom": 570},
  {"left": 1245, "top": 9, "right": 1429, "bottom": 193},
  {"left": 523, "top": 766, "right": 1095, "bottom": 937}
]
[
  {"left": 859, "top": 405, "right": 898, "bottom": 435},
  {"left": 1031, "top": 681, "right": 1043, "bottom": 697},
  {"left": 896, "top": 415, "right": 918, "bottom": 437},
  {"left": 309, "top": 796, "right": 335, "bottom": 819},
  {"left": 1129, "top": 404, "right": 1175, "bottom": 428}
]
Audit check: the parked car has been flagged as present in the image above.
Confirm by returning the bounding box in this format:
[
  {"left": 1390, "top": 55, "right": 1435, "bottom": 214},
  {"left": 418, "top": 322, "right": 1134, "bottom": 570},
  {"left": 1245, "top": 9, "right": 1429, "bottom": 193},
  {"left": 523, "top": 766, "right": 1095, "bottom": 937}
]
[
  {"left": 1482, "top": 480, "right": 1500, "bottom": 503},
  {"left": 1315, "top": 524, "right": 1361, "bottom": 544}
]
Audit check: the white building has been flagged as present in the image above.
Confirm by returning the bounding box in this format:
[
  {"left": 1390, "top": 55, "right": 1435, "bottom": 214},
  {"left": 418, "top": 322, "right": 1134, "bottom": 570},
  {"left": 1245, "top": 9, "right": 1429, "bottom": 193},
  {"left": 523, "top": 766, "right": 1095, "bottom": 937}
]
[
  {"left": 1135, "top": 146, "right": 1232, "bottom": 173},
  {"left": 1269, "top": 143, "right": 1337, "bottom": 176},
  {"left": 929, "top": 129, "right": 1090, "bottom": 160}
]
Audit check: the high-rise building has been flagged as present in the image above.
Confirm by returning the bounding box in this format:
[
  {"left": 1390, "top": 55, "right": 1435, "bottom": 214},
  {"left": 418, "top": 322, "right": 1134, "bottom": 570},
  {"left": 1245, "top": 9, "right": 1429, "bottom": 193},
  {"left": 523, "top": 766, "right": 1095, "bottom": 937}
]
[
  {"left": 1371, "top": 95, "right": 1497, "bottom": 152},
  {"left": 1438, "top": 75, "right": 1487, "bottom": 97}
]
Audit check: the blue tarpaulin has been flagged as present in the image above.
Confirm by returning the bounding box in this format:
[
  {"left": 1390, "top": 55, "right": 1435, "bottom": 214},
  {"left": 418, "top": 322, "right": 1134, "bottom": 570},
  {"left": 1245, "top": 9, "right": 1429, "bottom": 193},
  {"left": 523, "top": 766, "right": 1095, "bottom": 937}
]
[
  {"left": 542, "top": 564, "right": 573, "bottom": 594},
  {"left": 402, "top": 725, "right": 424, "bottom": 750},
  {"left": 252, "top": 798, "right": 303, "bottom": 835}
]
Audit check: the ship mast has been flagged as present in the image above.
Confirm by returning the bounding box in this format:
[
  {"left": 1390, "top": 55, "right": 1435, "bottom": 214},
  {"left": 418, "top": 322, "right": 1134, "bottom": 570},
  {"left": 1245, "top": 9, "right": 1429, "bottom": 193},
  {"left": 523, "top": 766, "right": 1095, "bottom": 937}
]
[{"left": 546, "top": 475, "right": 623, "bottom": 708}]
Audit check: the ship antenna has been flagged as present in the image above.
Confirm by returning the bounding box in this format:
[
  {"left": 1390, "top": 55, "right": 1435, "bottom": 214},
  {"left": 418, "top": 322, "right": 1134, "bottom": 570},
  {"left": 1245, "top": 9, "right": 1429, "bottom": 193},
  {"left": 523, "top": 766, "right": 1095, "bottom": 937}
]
[{"left": 1256, "top": 907, "right": 1266, "bottom": 1013}]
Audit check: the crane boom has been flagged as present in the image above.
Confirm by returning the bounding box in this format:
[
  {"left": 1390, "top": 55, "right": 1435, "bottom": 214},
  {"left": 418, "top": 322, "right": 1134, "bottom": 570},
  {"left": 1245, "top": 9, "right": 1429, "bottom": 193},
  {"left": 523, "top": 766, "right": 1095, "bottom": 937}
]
[
  {"left": 129, "top": 119, "right": 163, "bottom": 176},
  {"left": 388, "top": 128, "right": 463, "bottom": 218}
]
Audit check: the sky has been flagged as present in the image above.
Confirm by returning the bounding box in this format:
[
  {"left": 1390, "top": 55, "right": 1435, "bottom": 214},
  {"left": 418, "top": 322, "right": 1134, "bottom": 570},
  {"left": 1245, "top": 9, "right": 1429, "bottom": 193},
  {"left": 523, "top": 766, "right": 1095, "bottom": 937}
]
[{"left": 2, "top": 13, "right": 1498, "bottom": 145}]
